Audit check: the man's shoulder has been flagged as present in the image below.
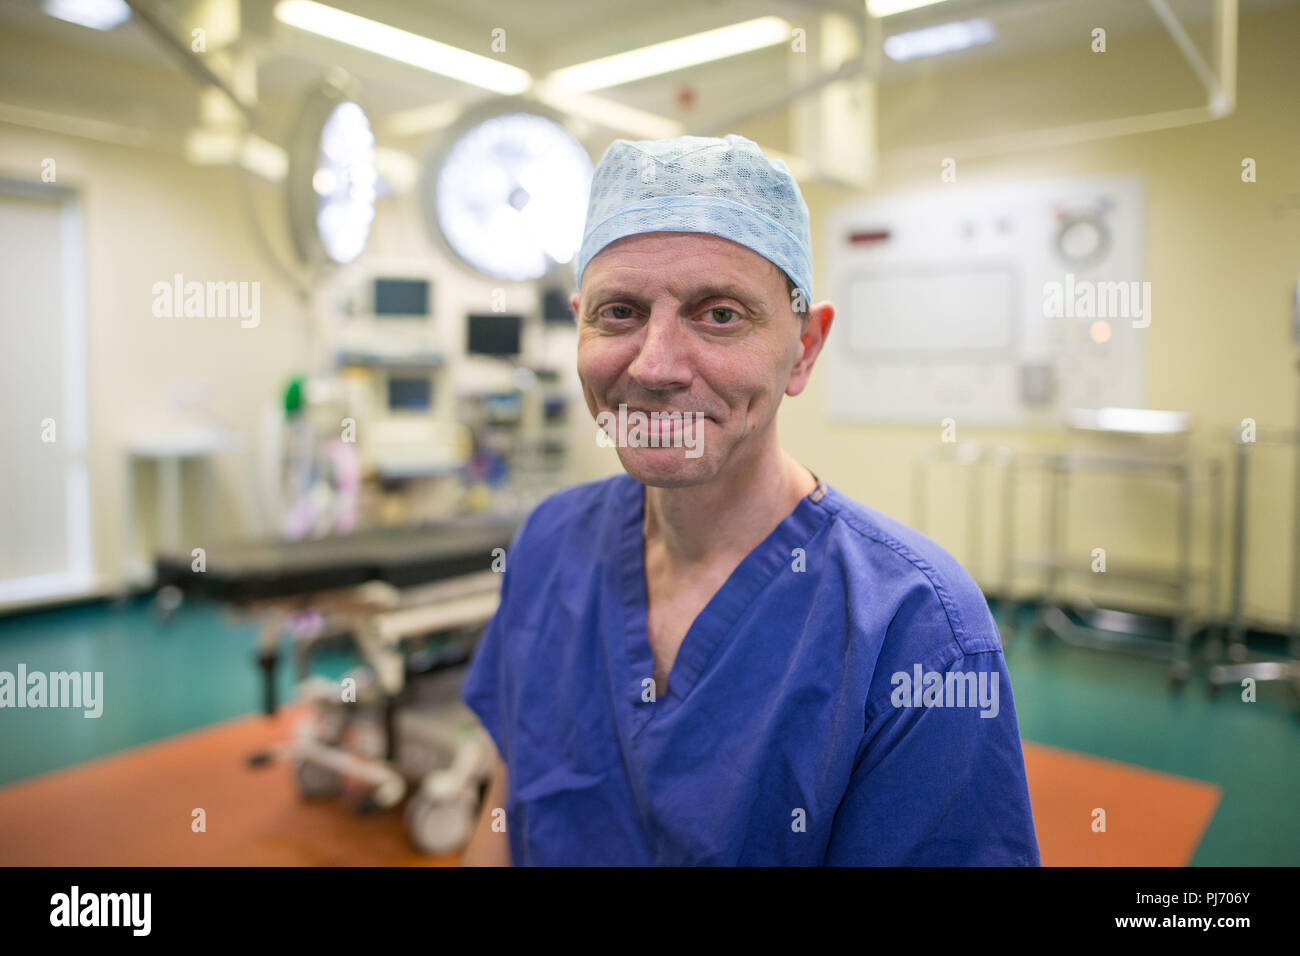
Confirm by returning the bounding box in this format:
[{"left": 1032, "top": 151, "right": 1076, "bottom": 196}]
[{"left": 817, "top": 484, "right": 1002, "bottom": 660}]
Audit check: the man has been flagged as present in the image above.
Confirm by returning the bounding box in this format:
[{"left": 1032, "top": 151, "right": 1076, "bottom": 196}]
[{"left": 461, "top": 134, "right": 1040, "bottom": 865}]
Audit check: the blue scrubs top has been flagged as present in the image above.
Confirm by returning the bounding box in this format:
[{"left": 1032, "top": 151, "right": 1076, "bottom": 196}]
[{"left": 462, "top": 473, "right": 1040, "bottom": 866}]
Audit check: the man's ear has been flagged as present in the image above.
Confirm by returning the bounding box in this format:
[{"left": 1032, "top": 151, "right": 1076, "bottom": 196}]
[
  {"left": 569, "top": 291, "right": 580, "bottom": 323},
  {"left": 786, "top": 302, "right": 834, "bottom": 398}
]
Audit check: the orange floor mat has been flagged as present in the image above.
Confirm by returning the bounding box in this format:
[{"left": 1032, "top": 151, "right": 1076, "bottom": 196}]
[
  {"left": 0, "top": 715, "right": 1220, "bottom": 865},
  {"left": 1023, "top": 741, "right": 1221, "bottom": 866},
  {"left": 0, "top": 703, "right": 455, "bottom": 866}
]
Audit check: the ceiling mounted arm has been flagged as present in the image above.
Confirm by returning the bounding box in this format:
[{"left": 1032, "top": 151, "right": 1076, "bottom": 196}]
[{"left": 122, "top": 0, "right": 257, "bottom": 126}]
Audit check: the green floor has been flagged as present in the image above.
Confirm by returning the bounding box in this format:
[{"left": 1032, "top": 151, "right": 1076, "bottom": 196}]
[
  {"left": 997, "top": 608, "right": 1300, "bottom": 866},
  {"left": 0, "top": 595, "right": 355, "bottom": 786},
  {"left": 1, "top": 595, "right": 1297, "bottom": 864}
]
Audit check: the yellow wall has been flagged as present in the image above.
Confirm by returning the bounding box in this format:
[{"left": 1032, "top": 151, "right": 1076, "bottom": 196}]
[
  {"left": 782, "top": 4, "right": 1300, "bottom": 629},
  {"left": 0, "top": 120, "right": 586, "bottom": 591},
  {"left": 0, "top": 125, "right": 308, "bottom": 588}
]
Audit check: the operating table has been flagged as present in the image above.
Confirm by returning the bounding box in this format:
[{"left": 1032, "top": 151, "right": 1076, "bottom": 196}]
[{"left": 154, "top": 511, "right": 525, "bottom": 714}]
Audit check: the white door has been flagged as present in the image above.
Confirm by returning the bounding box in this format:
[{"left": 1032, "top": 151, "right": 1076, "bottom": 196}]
[{"left": 0, "top": 180, "right": 91, "bottom": 607}]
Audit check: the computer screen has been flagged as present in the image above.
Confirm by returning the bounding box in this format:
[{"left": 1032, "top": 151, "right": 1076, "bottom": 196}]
[
  {"left": 387, "top": 376, "right": 433, "bottom": 411},
  {"left": 543, "top": 395, "right": 567, "bottom": 423},
  {"left": 541, "top": 287, "right": 574, "bottom": 324},
  {"left": 467, "top": 313, "right": 523, "bottom": 357},
  {"left": 374, "top": 278, "right": 430, "bottom": 317}
]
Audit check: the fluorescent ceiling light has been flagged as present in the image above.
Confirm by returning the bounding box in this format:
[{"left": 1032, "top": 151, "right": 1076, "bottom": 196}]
[
  {"left": 546, "top": 16, "right": 791, "bottom": 93},
  {"left": 274, "top": 0, "right": 531, "bottom": 95},
  {"left": 883, "top": 18, "right": 995, "bottom": 61},
  {"left": 42, "top": 0, "right": 130, "bottom": 31},
  {"left": 868, "top": 0, "right": 953, "bottom": 16}
]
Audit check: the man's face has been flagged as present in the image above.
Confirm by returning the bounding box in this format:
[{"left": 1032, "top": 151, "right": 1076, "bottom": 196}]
[{"left": 572, "top": 231, "right": 830, "bottom": 488}]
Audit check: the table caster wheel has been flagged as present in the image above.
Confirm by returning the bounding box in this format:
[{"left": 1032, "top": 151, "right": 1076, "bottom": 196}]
[{"left": 406, "top": 790, "right": 476, "bottom": 855}]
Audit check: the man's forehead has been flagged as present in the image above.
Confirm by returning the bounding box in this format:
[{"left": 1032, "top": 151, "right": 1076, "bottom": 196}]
[{"left": 582, "top": 231, "right": 784, "bottom": 296}]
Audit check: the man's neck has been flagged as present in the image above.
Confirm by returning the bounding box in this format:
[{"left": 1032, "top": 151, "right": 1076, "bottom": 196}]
[{"left": 642, "top": 434, "right": 816, "bottom": 569}]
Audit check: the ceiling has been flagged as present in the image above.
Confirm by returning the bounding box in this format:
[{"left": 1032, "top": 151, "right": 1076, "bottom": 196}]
[{"left": 0, "top": 0, "right": 1294, "bottom": 158}]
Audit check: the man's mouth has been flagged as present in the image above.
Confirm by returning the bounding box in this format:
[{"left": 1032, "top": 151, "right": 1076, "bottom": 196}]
[
  {"left": 601, "top": 404, "right": 713, "bottom": 436},
  {"left": 615, "top": 403, "right": 711, "bottom": 420}
]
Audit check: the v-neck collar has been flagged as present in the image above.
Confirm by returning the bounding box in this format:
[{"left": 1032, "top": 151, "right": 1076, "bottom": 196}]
[{"left": 614, "top": 471, "right": 832, "bottom": 735}]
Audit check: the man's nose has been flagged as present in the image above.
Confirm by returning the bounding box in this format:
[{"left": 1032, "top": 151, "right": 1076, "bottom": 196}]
[{"left": 626, "top": 308, "right": 693, "bottom": 392}]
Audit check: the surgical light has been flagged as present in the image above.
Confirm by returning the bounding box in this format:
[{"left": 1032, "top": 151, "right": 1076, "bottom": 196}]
[
  {"left": 883, "top": 18, "right": 995, "bottom": 61},
  {"left": 287, "top": 80, "right": 377, "bottom": 266},
  {"left": 424, "top": 110, "right": 593, "bottom": 282}
]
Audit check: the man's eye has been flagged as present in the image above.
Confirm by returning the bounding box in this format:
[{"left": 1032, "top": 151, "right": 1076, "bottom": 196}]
[
  {"left": 706, "top": 307, "right": 738, "bottom": 325},
  {"left": 600, "top": 305, "right": 636, "bottom": 320}
]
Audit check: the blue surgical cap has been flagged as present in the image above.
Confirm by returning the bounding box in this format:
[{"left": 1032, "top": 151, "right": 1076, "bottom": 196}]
[{"left": 574, "top": 134, "right": 813, "bottom": 304}]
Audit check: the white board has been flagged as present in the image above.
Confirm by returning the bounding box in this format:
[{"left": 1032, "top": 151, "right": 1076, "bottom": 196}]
[{"left": 824, "top": 176, "right": 1145, "bottom": 425}]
